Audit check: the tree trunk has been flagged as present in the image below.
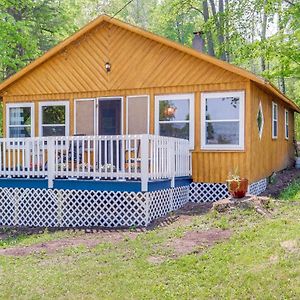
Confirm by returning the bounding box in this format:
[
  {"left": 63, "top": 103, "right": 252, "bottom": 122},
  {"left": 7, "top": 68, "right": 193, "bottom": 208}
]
[{"left": 203, "top": 0, "right": 215, "bottom": 56}]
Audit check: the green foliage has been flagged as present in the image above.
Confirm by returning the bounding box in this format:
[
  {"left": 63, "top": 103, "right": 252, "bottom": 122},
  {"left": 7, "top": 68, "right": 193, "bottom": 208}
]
[
  {"left": 279, "top": 179, "right": 300, "bottom": 200},
  {"left": 0, "top": 0, "right": 299, "bottom": 137}
]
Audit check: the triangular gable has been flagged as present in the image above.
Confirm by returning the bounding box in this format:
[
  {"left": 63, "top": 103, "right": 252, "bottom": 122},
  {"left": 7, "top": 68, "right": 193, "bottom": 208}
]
[{"left": 0, "top": 15, "right": 298, "bottom": 112}]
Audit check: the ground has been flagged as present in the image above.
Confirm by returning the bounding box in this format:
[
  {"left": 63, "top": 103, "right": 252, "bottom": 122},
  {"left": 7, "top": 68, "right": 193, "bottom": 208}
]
[{"left": 0, "top": 169, "right": 300, "bottom": 299}]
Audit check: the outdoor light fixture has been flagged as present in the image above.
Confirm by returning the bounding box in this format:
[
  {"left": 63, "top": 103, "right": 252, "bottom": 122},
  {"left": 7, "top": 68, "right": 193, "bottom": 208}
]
[{"left": 105, "top": 62, "right": 111, "bottom": 72}]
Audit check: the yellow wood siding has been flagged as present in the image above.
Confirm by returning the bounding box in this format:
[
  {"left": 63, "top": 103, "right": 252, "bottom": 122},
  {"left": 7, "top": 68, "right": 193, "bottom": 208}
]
[
  {"left": 1, "top": 19, "right": 297, "bottom": 185},
  {"left": 4, "top": 21, "right": 245, "bottom": 98},
  {"left": 250, "top": 82, "right": 295, "bottom": 182}
]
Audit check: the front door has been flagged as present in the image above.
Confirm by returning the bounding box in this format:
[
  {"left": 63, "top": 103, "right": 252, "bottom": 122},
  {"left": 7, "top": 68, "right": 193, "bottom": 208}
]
[
  {"left": 98, "top": 98, "right": 122, "bottom": 135},
  {"left": 98, "top": 98, "right": 122, "bottom": 170}
]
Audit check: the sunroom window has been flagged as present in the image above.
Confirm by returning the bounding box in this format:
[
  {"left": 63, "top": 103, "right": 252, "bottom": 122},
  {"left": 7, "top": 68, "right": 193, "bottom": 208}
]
[
  {"left": 155, "top": 94, "right": 194, "bottom": 148},
  {"left": 201, "top": 91, "right": 245, "bottom": 150},
  {"left": 39, "top": 101, "right": 69, "bottom": 136},
  {"left": 7, "top": 103, "right": 34, "bottom": 138}
]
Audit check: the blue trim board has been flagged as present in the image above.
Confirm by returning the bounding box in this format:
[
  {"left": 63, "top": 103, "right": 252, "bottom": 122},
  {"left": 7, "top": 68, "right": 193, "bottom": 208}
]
[{"left": 0, "top": 176, "right": 192, "bottom": 192}]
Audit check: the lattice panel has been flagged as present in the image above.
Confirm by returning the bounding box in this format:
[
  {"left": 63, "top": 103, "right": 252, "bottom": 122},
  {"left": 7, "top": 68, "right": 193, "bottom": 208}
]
[
  {"left": 0, "top": 185, "right": 190, "bottom": 228},
  {"left": 189, "top": 182, "right": 229, "bottom": 203},
  {"left": 59, "top": 190, "right": 147, "bottom": 227},
  {"left": 248, "top": 178, "right": 267, "bottom": 195},
  {"left": 148, "top": 186, "right": 189, "bottom": 222}
]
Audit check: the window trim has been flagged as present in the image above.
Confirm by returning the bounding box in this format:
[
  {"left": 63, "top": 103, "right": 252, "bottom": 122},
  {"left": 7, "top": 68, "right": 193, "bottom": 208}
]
[
  {"left": 6, "top": 102, "right": 34, "bottom": 138},
  {"left": 39, "top": 101, "right": 69, "bottom": 137},
  {"left": 201, "top": 91, "right": 245, "bottom": 151},
  {"left": 272, "top": 102, "right": 278, "bottom": 139},
  {"left": 126, "top": 95, "right": 150, "bottom": 134},
  {"left": 285, "top": 109, "right": 289, "bottom": 140},
  {"left": 155, "top": 93, "right": 195, "bottom": 149}
]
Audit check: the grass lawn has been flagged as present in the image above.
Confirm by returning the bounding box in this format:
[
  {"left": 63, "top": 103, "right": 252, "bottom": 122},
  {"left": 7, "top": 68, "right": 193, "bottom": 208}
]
[{"left": 0, "top": 185, "right": 300, "bottom": 299}]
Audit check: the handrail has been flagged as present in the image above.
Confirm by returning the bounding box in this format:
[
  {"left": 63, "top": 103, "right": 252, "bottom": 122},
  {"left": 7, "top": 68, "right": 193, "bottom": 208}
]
[{"left": 0, "top": 134, "right": 191, "bottom": 191}]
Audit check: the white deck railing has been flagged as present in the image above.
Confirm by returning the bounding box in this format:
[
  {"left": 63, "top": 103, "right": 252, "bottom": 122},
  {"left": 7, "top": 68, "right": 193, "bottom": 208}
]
[{"left": 0, "top": 134, "right": 191, "bottom": 191}]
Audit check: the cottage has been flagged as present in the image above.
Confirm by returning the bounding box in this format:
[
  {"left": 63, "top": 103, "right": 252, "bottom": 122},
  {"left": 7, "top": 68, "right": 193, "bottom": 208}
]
[{"left": 0, "top": 15, "right": 298, "bottom": 227}]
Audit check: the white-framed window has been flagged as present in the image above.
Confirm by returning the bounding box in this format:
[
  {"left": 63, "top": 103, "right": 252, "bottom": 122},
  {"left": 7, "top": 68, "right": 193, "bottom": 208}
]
[
  {"left": 126, "top": 95, "right": 150, "bottom": 134},
  {"left": 285, "top": 109, "right": 289, "bottom": 140},
  {"left": 272, "top": 102, "right": 278, "bottom": 139},
  {"left": 201, "top": 91, "right": 245, "bottom": 150},
  {"left": 155, "top": 94, "right": 194, "bottom": 148},
  {"left": 6, "top": 103, "right": 34, "bottom": 138},
  {"left": 39, "top": 101, "right": 69, "bottom": 137}
]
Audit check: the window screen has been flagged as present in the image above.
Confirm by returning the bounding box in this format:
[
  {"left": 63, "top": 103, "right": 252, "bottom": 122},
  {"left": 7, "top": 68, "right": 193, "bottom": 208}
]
[
  {"left": 127, "top": 96, "right": 149, "bottom": 134},
  {"left": 75, "top": 99, "right": 95, "bottom": 135}
]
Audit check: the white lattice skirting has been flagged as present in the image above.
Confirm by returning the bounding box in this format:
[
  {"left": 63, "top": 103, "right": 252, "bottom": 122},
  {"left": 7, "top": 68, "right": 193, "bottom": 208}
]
[
  {"left": 0, "top": 186, "right": 189, "bottom": 228},
  {"left": 248, "top": 178, "right": 267, "bottom": 195},
  {"left": 189, "top": 178, "right": 267, "bottom": 203}
]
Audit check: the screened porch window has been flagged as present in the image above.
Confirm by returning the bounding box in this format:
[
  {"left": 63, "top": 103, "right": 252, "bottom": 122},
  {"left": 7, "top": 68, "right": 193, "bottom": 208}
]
[
  {"left": 155, "top": 94, "right": 194, "bottom": 148},
  {"left": 201, "top": 91, "right": 245, "bottom": 150},
  {"left": 7, "top": 104, "right": 34, "bottom": 138},
  {"left": 39, "top": 101, "right": 69, "bottom": 136}
]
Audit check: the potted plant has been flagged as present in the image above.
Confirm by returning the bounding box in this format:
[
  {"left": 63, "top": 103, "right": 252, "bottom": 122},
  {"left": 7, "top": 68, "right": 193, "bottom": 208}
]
[{"left": 226, "top": 168, "right": 248, "bottom": 198}]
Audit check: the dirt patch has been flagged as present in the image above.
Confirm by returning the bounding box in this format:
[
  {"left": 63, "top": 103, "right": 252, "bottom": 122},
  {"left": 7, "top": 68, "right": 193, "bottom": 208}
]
[
  {"left": 148, "top": 202, "right": 212, "bottom": 229},
  {"left": 168, "top": 229, "right": 232, "bottom": 256},
  {"left": 0, "top": 230, "right": 141, "bottom": 257},
  {"left": 261, "top": 168, "right": 300, "bottom": 198},
  {"left": 280, "top": 239, "right": 299, "bottom": 253}
]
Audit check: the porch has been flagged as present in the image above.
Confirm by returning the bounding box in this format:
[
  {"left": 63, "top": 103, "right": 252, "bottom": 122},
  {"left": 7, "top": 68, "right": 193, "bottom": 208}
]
[{"left": 0, "top": 134, "right": 191, "bottom": 192}]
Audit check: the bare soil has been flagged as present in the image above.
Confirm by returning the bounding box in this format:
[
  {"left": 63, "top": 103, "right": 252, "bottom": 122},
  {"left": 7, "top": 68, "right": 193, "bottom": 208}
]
[
  {"left": 168, "top": 229, "right": 232, "bottom": 256},
  {"left": 261, "top": 168, "right": 300, "bottom": 198},
  {"left": 0, "top": 229, "right": 141, "bottom": 257}
]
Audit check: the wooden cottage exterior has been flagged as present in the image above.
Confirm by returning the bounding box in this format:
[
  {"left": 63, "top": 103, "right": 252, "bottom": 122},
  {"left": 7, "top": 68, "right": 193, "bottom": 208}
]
[{"left": 0, "top": 15, "right": 298, "bottom": 227}]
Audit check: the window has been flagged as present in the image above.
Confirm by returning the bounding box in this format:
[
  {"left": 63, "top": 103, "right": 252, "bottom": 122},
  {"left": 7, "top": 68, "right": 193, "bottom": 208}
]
[
  {"left": 272, "top": 102, "right": 278, "bottom": 139},
  {"left": 39, "top": 101, "right": 69, "bottom": 136},
  {"left": 75, "top": 99, "right": 96, "bottom": 135},
  {"left": 285, "top": 109, "right": 289, "bottom": 140},
  {"left": 127, "top": 95, "right": 149, "bottom": 134},
  {"left": 201, "top": 91, "right": 245, "bottom": 150},
  {"left": 6, "top": 103, "right": 34, "bottom": 138},
  {"left": 257, "top": 101, "right": 264, "bottom": 140},
  {"left": 155, "top": 94, "right": 194, "bottom": 148}
]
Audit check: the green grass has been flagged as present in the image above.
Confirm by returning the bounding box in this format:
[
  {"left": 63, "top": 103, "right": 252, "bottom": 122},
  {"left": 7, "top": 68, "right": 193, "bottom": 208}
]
[
  {"left": 279, "top": 179, "right": 300, "bottom": 200},
  {"left": 0, "top": 193, "right": 299, "bottom": 299}
]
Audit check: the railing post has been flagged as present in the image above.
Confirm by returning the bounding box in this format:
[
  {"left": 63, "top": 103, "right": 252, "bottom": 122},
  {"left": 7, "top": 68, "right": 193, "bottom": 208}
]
[
  {"left": 141, "top": 135, "right": 149, "bottom": 192},
  {"left": 170, "top": 138, "right": 175, "bottom": 188},
  {"left": 47, "top": 138, "right": 55, "bottom": 189}
]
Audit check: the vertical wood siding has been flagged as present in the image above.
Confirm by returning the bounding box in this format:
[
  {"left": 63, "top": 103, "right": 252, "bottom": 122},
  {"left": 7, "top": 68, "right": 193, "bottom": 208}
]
[{"left": 250, "top": 82, "right": 295, "bottom": 182}]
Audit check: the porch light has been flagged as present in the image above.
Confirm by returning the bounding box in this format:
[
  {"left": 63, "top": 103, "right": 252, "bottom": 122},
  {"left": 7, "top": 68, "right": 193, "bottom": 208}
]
[{"left": 105, "top": 62, "right": 111, "bottom": 72}]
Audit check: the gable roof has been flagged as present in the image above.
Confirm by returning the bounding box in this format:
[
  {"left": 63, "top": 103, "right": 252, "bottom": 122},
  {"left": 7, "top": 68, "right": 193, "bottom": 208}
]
[{"left": 0, "top": 14, "right": 299, "bottom": 112}]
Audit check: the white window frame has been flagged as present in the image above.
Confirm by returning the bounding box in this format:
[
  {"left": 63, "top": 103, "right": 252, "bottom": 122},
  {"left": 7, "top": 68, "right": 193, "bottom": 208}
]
[
  {"left": 155, "top": 93, "right": 195, "bottom": 149},
  {"left": 126, "top": 95, "right": 150, "bottom": 134},
  {"left": 6, "top": 103, "right": 34, "bottom": 138},
  {"left": 285, "top": 109, "right": 289, "bottom": 140},
  {"left": 74, "top": 98, "right": 97, "bottom": 135},
  {"left": 201, "top": 91, "right": 245, "bottom": 151},
  {"left": 39, "top": 101, "right": 69, "bottom": 137},
  {"left": 272, "top": 102, "right": 278, "bottom": 139}
]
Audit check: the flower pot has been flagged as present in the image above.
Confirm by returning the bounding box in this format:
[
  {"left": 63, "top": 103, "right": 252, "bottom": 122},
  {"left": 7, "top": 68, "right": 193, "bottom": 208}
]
[{"left": 226, "top": 178, "right": 249, "bottom": 198}]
